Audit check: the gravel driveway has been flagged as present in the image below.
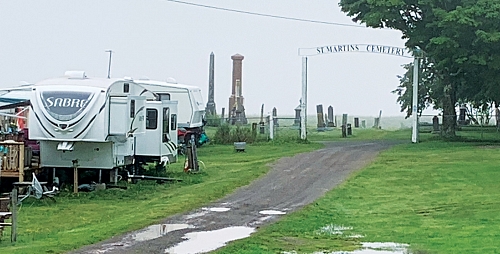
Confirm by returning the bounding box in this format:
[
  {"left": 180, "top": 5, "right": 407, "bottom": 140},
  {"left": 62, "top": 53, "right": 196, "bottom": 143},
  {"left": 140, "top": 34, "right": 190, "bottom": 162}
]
[{"left": 70, "top": 140, "right": 401, "bottom": 254}]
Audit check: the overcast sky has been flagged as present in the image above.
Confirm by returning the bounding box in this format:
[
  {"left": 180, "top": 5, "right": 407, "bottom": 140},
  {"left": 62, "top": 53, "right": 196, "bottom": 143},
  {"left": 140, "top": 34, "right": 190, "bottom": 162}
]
[{"left": 0, "top": 0, "right": 436, "bottom": 117}]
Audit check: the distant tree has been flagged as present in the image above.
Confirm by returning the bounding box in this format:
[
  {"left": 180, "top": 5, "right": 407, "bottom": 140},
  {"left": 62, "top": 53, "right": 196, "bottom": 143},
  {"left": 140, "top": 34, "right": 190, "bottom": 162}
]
[{"left": 391, "top": 60, "right": 435, "bottom": 119}]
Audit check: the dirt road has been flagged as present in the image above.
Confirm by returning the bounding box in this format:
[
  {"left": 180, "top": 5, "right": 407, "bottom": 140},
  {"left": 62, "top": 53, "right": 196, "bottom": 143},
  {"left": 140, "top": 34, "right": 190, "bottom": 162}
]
[{"left": 70, "top": 140, "right": 401, "bottom": 254}]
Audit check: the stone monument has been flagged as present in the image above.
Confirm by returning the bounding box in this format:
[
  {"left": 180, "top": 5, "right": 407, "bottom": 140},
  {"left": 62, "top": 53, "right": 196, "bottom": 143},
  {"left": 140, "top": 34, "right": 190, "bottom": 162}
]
[
  {"left": 327, "top": 106, "right": 335, "bottom": 127},
  {"left": 205, "top": 52, "right": 216, "bottom": 116},
  {"left": 228, "top": 54, "right": 247, "bottom": 125},
  {"left": 316, "top": 104, "right": 326, "bottom": 131}
]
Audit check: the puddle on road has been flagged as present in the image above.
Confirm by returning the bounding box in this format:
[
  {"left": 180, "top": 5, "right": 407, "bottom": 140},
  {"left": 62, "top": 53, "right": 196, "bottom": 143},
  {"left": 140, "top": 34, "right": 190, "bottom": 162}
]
[
  {"left": 249, "top": 215, "right": 273, "bottom": 227},
  {"left": 259, "top": 210, "right": 286, "bottom": 215},
  {"left": 164, "top": 226, "right": 255, "bottom": 254},
  {"left": 94, "top": 224, "right": 193, "bottom": 253},
  {"left": 259, "top": 215, "right": 273, "bottom": 221},
  {"left": 132, "top": 224, "right": 193, "bottom": 242},
  {"left": 202, "top": 207, "right": 231, "bottom": 212},
  {"left": 185, "top": 211, "right": 208, "bottom": 219}
]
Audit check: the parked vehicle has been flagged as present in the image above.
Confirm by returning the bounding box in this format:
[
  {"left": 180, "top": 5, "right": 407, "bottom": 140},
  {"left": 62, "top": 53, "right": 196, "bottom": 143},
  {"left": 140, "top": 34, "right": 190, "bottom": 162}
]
[{"left": 28, "top": 71, "right": 178, "bottom": 176}]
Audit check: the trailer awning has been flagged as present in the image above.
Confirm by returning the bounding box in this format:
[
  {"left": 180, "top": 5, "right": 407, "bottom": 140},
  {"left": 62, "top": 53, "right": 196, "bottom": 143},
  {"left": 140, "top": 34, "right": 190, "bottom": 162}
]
[
  {"left": 0, "top": 100, "right": 30, "bottom": 110},
  {"left": 0, "top": 97, "right": 27, "bottom": 104}
]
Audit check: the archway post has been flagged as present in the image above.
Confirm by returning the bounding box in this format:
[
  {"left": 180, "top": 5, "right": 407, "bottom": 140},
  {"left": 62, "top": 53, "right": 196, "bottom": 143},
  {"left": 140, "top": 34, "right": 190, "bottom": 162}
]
[
  {"left": 411, "top": 56, "right": 419, "bottom": 143},
  {"left": 300, "top": 57, "right": 307, "bottom": 140}
]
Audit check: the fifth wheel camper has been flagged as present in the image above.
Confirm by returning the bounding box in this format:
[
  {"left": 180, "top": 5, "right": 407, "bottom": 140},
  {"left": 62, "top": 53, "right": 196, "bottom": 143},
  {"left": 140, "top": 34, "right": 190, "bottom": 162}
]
[{"left": 29, "top": 71, "right": 178, "bottom": 175}]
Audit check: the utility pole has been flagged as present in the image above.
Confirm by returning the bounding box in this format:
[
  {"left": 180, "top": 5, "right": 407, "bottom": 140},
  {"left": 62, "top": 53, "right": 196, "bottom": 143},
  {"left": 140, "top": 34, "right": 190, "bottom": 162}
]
[{"left": 105, "top": 50, "right": 113, "bottom": 79}]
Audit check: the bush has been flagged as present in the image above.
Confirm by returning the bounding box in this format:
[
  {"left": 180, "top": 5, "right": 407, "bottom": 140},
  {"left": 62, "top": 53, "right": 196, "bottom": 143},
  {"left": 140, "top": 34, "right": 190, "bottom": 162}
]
[
  {"left": 213, "top": 124, "right": 231, "bottom": 144},
  {"left": 212, "top": 125, "right": 255, "bottom": 144},
  {"left": 231, "top": 125, "right": 254, "bottom": 143}
]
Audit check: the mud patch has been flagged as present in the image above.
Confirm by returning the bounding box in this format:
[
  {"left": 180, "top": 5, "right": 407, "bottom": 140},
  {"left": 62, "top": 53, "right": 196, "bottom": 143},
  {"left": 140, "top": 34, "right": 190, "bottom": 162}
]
[{"left": 184, "top": 211, "right": 208, "bottom": 219}]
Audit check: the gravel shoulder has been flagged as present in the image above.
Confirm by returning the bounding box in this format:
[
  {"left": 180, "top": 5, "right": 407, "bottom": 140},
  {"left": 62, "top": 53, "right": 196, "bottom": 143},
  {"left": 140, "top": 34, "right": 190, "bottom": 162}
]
[{"left": 70, "top": 140, "right": 401, "bottom": 254}]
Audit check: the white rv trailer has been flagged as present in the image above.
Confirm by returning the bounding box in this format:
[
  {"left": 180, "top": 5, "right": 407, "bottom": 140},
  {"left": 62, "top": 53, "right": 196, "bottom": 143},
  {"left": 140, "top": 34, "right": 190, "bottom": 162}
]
[
  {"left": 133, "top": 79, "right": 205, "bottom": 134},
  {"left": 28, "top": 71, "right": 178, "bottom": 172}
]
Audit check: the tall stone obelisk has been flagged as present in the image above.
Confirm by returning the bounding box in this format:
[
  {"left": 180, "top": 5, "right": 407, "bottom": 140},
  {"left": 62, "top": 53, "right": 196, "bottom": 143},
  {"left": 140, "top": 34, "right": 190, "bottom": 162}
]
[
  {"left": 205, "top": 52, "right": 216, "bottom": 115},
  {"left": 228, "top": 54, "right": 247, "bottom": 124}
]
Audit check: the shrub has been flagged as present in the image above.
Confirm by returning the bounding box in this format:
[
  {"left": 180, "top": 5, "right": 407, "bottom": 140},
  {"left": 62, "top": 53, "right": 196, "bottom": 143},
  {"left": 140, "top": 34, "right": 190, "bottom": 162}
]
[
  {"left": 231, "top": 125, "right": 254, "bottom": 143},
  {"left": 213, "top": 124, "right": 231, "bottom": 144},
  {"left": 212, "top": 125, "right": 255, "bottom": 144}
]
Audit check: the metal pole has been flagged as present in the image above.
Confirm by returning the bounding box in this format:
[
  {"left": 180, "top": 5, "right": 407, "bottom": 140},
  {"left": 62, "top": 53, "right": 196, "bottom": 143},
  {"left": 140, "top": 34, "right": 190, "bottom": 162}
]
[
  {"left": 300, "top": 57, "right": 307, "bottom": 140},
  {"left": 106, "top": 50, "right": 113, "bottom": 79},
  {"left": 412, "top": 56, "right": 419, "bottom": 143}
]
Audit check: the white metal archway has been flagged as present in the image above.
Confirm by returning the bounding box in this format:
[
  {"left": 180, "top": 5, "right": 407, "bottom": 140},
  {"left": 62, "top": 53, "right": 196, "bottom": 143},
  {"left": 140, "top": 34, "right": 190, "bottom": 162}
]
[{"left": 298, "top": 44, "right": 420, "bottom": 143}]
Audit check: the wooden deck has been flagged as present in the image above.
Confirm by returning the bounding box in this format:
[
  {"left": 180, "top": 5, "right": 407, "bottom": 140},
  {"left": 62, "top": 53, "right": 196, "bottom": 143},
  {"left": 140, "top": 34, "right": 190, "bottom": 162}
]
[{"left": 0, "top": 141, "right": 28, "bottom": 182}]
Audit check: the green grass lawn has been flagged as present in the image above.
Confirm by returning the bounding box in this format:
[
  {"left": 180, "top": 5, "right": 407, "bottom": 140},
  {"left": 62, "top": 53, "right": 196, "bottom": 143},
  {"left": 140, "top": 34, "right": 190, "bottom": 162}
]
[
  {"left": 215, "top": 141, "right": 500, "bottom": 254},
  {"left": 3, "top": 126, "right": 500, "bottom": 253},
  {"left": 0, "top": 142, "right": 321, "bottom": 254}
]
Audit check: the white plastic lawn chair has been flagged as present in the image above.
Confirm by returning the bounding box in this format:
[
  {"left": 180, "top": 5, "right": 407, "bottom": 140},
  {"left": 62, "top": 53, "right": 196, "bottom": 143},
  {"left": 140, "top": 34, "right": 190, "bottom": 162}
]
[{"left": 18, "top": 173, "right": 59, "bottom": 203}]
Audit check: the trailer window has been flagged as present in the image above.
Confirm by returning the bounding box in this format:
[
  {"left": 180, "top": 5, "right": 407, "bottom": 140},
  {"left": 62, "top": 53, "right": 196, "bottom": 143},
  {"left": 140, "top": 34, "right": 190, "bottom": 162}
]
[
  {"left": 171, "top": 114, "right": 177, "bottom": 130},
  {"left": 130, "top": 100, "right": 135, "bottom": 118},
  {"left": 146, "top": 109, "right": 157, "bottom": 129},
  {"left": 162, "top": 107, "right": 170, "bottom": 142},
  {"left": 158, "top": 93, "right": 170, "bottom": 101}
]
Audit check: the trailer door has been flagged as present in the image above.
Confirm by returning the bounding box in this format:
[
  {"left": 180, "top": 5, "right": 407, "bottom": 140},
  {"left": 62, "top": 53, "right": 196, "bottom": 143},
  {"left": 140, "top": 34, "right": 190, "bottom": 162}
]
[{"left": 161, "top": 101, "right": 178, "bottom": 162}]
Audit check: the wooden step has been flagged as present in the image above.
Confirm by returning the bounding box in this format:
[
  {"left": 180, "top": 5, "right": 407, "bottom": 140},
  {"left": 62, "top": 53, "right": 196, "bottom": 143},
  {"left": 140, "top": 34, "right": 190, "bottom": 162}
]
[
  {"left": 0, "top": 171, "right": 20, "bottom": 177},
  {"left": 0, "top": 212, "right": 12, "bottom": 218}
]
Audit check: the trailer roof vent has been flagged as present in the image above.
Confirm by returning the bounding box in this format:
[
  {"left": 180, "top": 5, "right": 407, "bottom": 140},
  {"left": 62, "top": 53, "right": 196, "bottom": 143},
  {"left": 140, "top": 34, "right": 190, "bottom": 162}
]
[
  {"left": 166, "top": 77, "right": 177, "bottom": 84},
  {"left": 19, "top": 81, "right": 32, "bottom": 86},
  {"left": 64, "top": 71, "right": 87, "bottom": 79}
]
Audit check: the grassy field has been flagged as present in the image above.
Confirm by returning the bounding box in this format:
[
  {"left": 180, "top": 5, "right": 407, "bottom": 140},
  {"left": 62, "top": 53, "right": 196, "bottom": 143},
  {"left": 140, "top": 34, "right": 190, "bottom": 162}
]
[
  {"left": 3, "top": 124, "right": 500, "bottom": 253},
  {"left": 0, "top": 142, "right": 321, "bottom": 253},
  {"left": 306, "top": 127, "right": 413, "bottom": 141},
  {"left": 215, "top": 140, "right": 500, "bottom": 254}
]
